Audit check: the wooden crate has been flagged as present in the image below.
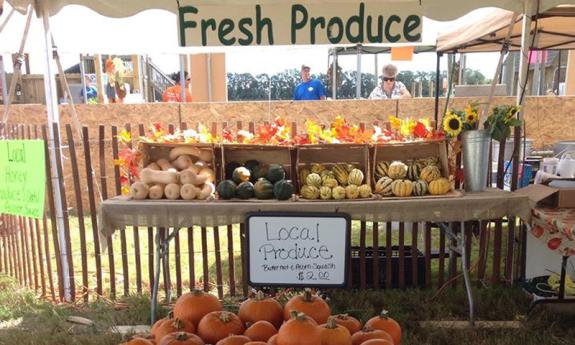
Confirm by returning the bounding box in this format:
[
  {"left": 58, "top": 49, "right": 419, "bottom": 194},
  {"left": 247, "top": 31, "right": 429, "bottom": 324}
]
[
  {"left": 220, "top": 144, "right": 295, "bottom": 181},
  {"left": 371, "top": 139, "right": 449, "bottom": 184},
  {"left": 296, "top": 144, "right": 371, "bottom": 190},
  {"left": 138, "top": 142, "right": 220, "bottom": 179}
]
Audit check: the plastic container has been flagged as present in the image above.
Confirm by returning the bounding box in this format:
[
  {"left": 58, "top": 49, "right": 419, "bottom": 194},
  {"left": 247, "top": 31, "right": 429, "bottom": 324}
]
[
  {"left": 557, "top": 151, "right": 575, "bottom": 178},
  {"left": 541, "top": 157, "right": 559, "bottom": 175}
]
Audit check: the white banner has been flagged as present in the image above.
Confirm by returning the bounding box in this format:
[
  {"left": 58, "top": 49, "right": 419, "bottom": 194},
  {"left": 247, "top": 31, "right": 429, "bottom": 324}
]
[{"left": 178, "top": 1, "right": 422, "bottom": 46}]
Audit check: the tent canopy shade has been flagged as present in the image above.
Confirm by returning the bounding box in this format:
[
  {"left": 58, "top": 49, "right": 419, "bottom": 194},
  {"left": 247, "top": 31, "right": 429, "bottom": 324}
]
[
  {"left": 437, "top": 5, "right": 575, "bottom": 53},
  {"left": 6, "top": 0, "right": 574, "bottom": 21},
  {"left": 329, "top": 44, "right": 435, "bottom": 56}
]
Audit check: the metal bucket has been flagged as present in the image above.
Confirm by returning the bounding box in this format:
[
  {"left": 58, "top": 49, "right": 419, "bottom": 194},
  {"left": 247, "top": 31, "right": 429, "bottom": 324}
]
[{"left": 462, "top": 129, "right": 490, "bottom": 192}]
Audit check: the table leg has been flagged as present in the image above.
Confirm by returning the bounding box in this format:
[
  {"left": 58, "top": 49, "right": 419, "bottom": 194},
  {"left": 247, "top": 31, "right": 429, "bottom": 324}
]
[
  {"left": 559, "top": 256, "right": 568, "bottom": 300},
  {"left": 151, "top": 231, "right": 162, "bottom": 325},
  {"left": 460, "top": 221, "right": 475, "bottom": 327}
]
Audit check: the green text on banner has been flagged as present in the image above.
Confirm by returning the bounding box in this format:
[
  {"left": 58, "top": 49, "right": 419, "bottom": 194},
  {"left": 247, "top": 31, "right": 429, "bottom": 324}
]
[
  {"left": 178, "top": 1, "right": 422, "bottom": 46},
  {"left": 0, "top": 140, "right": 46, "bottom": 219}
]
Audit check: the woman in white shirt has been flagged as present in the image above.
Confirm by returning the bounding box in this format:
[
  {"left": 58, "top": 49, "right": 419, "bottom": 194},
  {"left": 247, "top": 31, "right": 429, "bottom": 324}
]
[{"left": 369, "top": 64, "right": 412, "bottom": 100}]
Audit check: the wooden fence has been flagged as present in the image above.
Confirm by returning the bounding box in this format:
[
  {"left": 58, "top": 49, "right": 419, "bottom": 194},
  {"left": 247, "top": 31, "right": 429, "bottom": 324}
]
[{"left": 0, "top": 121, "right": 525, "bottom": 302}]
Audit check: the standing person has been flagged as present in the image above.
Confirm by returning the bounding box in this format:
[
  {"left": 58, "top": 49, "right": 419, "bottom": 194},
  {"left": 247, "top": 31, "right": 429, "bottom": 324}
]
[
  {"left": 293, "top": 65, "right": 326, "bottom": 101},
  {"left": 163, "top": 72, "right": 192, "bottom": 102},
  {"left": 80, "top": 76, "right": 98, "bottom": 103},
  {"left": 369, "top": 64, "right": 411, "bottom": 100}
]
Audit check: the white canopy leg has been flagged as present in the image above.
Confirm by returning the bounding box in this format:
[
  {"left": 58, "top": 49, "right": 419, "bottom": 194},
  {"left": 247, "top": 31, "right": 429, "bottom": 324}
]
[{"left": 39, "top": 4, "right": 72, "bottom": 301}]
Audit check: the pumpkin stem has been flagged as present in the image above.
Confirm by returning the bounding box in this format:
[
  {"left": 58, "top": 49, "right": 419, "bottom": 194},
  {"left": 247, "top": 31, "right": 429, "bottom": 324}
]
[
  {"left": 171, "top": 318, "right": 184, "bottom": 330},
  {"left": 255, "top": 290, "right": 266, "bottom": 301},
  {"left": 167, "top": 310, "right": 174, "bottom": 319},
  {"left": 175, "top": 332, "right": 189, "bottom": 341},
  {"left": 191, "top": 288, "right": 206, "bottom": 296},
  {"left": 220, "top": 311, "right": 231, "bottom": 323},
  {"left": 289, "top": 310, "right": 307, "bottom": 321},
  {"left": 325, "top": 316, "right": 338, "bottom": 329},
  {"left": 379, "top": 309, "right": 389, "bottom": 319},
  {"left": 303, "top": 288, "right": 314, "bottom": 302}
]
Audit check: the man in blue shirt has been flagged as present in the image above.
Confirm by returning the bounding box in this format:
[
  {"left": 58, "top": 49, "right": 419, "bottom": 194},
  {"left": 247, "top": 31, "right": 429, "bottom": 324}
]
[{"left": 293, "top": 65, "right": 326, "bottom": 101}]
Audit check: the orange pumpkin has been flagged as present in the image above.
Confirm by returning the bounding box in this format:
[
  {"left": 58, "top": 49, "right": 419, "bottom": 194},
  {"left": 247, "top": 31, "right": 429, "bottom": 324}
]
[
  {"left": 245, "top": 342, "right": 268, "bottom": 345},
  {"left": 158, "top": 332, "right": 204, "bottom": 345},
  {"left": 359, "top": 340, "right": 394, "bottom": 345},
  {"left": 333, "top": 314, "right": 362, "bottom": 335},
  {"left": 319, "top": 317, "right": 352, "bottom": 345},
  {"left": 283, "top": 289, "right": 331, "bottom": 324},
  {"left": 277, "top": 311, "right": 321, "bottom": 345},
  {"left": 123, "top": 337, "right": 156, "bottom": 345},
  {"left": 215, "top": 335, "right": 252, "bottom": 345},
  {"left": 197, "top": 311, "right": 245, "bottom": 344},
  {"left": 365, "top": 310, "right": 401, "bottom": 345},
  {"left": 173, "top": 289, "right": 222, "bottom": 326},
  {"left": 244, "top": 320, "right": 277, "bottom": 342},
  {"left": 267, "top": 334, "right": 278, "bottom": 345},
  {"left": 351, "top": 327, "right": 394, "bottom": 345},
  {"left": 239, "top": 291, "right": 284, "bottom": 329},
  {"left": 152, "top": 317, "right": 195, "bottom": 343}
]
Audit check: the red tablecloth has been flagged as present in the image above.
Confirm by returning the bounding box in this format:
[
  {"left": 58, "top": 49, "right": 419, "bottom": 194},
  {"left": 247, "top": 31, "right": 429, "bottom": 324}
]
[{"left": 531, "top": 208, "right": 575, "bottom": 256}]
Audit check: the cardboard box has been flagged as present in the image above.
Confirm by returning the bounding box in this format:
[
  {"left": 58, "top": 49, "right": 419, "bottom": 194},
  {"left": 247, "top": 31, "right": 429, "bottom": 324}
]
[{"left": 516, "top": 181, "right": 575, "bottom": 208}]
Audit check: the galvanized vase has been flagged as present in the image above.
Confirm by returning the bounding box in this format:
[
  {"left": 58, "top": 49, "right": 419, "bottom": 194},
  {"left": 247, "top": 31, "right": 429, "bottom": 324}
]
[{"left": 462, "top": 129, "right": 490, "bottom": 192}]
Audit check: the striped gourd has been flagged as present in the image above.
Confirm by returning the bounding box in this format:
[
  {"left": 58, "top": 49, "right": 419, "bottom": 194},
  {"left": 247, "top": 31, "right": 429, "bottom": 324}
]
[
  {"left": 429, "top": 178, "right": 451, "bottom": 195},
  {"left": 375, "top": 177, "right": 394, "bottom": 196},
  {"left": 332, "top": 164, "right": 349, "bottom": 186},
  {"left": 418, "top": 156, "right": 440, "bottom": 167},
  {"left": 388, "top": 161, "right": 408, "bottom": 179},
  {"left": 345, "top": 164, "right": 355, "bottom": 173},
  {"left": 407, "top": 161, "right": 422, "bottom": 181},
  {"left": 412, "top": 179, "right": 428, "bottom": 196},
  {"left": 420, "top": 165, "right": 442, "bottom": 183},
  {"left": 301, "top": 185, "right": 320, "bottom": 199},
  {"left": 332, "top": 186, "right": 346, "bottom": 200},
  {"left": 299, "top": 168, "right": 310, "bottom": 186},
  {"left": 345, "top": 184, "right": 360, "bottom": 199},
  {"left": 347, "top": 168, "right": 364, "bottom": 186},
  {"left": 306, "top": 173, "right": 322, "bottom": 188},
  {"left": 374, "top": 161, "right": 390, "bottom": 180},
  {"left": 319, "top": 186, "right": 332, "bottom": 200},
  {"left": 311, "top": 163, "right": 326, "bottom": 174},
  {"left": 320, "top": 169, "right": 334, "bottom": 178},
  {"left": 391, "top": 179, "right": 413, "bottom": 197},
  {"left": 358, "top": 184, "right": 372, "bottom": 198},
  {"left": 322, "top": 176, "right": 339, "bottom": 188}
]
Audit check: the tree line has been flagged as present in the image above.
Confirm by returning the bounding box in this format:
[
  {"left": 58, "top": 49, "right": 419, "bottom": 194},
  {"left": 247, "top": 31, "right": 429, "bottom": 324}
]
[{"left": 227, "top": 68, "right": 488, "bottom": 101}]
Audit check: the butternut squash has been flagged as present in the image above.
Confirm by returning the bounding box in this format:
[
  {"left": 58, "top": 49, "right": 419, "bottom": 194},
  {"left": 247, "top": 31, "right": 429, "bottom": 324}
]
[
  {"left": 199, "top": 150, "right": 213, "bottom": 163},
  {"left": 145, "top": 162, "right": 161, "bottom": 171},
  {"left": 198, "top": 182, "right": 215, "bottom": 200},
  {"left": 180, "top": 184, "right": 201, "bottom": 200},
  {"left": 164, "top": 183, "right": 181, "bottom": 200},
  {"left": 129, "top": 182, "right": 149, "bottom": 200},
  {"left": 148, "top": 184, "right": 165, "bottom": 200},
  {"left": 199, "top": 167, "right": 216, "bottom": 183},
  {"left": 156, "top": 158, "right": 176, "bottom": 172},
  {"left": 141, "top": 168, "right": 179, "bottom": 185},
  {"left": 168, "top": 146, "right": 202, "bottom": 161},
  {"left": 172, "top": 155, "right": 193, "bottom": 170},
  {"left": 180, "top": 169, "right": 208, "bottom": 186}
]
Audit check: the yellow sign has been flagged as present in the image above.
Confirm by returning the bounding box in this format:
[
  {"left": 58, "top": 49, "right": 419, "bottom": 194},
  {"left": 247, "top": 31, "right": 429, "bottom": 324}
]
[
  {"left": 0, "top": 140, "right": 46, "bottom": 219},
  {"left": 178, "top": 1, "right": 422, "bottom": 46}
]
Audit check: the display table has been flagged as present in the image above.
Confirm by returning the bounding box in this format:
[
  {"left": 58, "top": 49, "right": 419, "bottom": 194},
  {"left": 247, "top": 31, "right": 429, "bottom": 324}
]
[{"left": 98, "top": 189, "right": 531, "bottom": 325}]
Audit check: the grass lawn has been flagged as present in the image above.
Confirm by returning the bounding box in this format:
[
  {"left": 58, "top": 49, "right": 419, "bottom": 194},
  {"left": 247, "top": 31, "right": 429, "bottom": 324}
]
[{"left": 1, "top": 273, "right": 575, "bottom": 345}]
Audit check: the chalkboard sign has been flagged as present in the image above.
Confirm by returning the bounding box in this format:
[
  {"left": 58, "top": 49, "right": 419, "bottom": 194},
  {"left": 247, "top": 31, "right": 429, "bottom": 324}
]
[{"left": 246, "top": 212, "right": 350, "bottom": 287}]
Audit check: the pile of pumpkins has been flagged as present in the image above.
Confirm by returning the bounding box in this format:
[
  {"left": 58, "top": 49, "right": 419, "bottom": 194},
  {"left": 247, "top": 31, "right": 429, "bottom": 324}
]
[
  {"left": 299, "top": 164, "right": 371, "bottom": 200},
  {"left": 129, "top": 146, "right": 216, "bottom": 200},
  {"left": 121, "top": 289, "right": 402, "bottom": 345},
  {"left": 373, "top": 157, "right": 451, "bottom": 198},
  {"left": 217, "top": 160, "right": 295, "bottom": 201}
]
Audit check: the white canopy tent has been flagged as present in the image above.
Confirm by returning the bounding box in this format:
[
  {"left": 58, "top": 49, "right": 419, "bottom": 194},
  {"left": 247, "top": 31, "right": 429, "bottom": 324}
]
[{"left": 3, "top": 0, "right": 573, "bottom": 304}]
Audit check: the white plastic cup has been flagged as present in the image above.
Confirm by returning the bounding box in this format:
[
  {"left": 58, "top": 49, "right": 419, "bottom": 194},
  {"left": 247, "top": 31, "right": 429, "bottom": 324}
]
[{"left": 542, "top": 157, "right": 559, "bottom": 175}]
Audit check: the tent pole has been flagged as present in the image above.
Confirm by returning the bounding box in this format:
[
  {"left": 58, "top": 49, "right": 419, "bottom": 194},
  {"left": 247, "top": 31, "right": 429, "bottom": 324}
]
[
  {"left": 332, "top": 49, "right": 337, "bottom": 100},
  {"left": 434, "top": 52, "right": 441, "bottom": 128},
  {"left": 356, "top": 44, "right": 362, "bottom": 99},
  {"left": 39, "top": 4, "right": 72, "bottom": 301}
]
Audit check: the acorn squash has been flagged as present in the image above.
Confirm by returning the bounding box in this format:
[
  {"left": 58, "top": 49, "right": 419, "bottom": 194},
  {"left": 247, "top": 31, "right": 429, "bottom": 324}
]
[
  {"left": 232, "top": 167, "right": 251, "bottom": 184},
  {"left": 216, "top": 180, "right": 237, "bottom": 200},
  {"left": 236, "top": 181, "right": 255, "bottom": 199},
  {"left": 273, "top": 180, "right": 295, "bottom": 200},
  {"left": 267, "top": 164, "right": 286, "bottom": 183},
  {"left": 254, "top": 178, "right": 274, "bottom": 199}
]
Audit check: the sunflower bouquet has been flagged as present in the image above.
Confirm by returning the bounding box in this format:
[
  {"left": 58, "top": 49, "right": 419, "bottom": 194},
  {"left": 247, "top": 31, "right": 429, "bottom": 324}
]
[
  {"left": 484, "top": 104, "right": 522, "bottom": 142},
  {"left": 442, "top": 101, "right": 480, "bottom": 138}
]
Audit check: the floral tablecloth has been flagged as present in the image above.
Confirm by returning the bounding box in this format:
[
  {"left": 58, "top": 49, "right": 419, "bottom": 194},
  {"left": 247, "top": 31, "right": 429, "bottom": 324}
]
[{"left": 531, "top": 208, "right": 575, "bottom": 256}]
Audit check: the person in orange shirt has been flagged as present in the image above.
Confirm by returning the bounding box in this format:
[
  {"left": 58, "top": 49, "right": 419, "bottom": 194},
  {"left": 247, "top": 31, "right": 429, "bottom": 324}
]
[{"left": 163, "top": 71, "right": 192, "bottom": 102}]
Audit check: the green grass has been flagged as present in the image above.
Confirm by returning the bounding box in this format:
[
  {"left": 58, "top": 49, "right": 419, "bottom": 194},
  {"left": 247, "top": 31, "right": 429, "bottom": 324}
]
[{"left": 2, "top": 274, "right": 575, "bottom": 345}]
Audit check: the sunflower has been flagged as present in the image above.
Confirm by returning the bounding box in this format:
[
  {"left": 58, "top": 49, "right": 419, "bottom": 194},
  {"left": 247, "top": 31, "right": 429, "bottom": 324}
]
[
  {"left": 464, "top": 104, "right": 479, "bottom": 125},
  {"left": 443, "top": 112, "right": 463, "bottom": 137}
]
